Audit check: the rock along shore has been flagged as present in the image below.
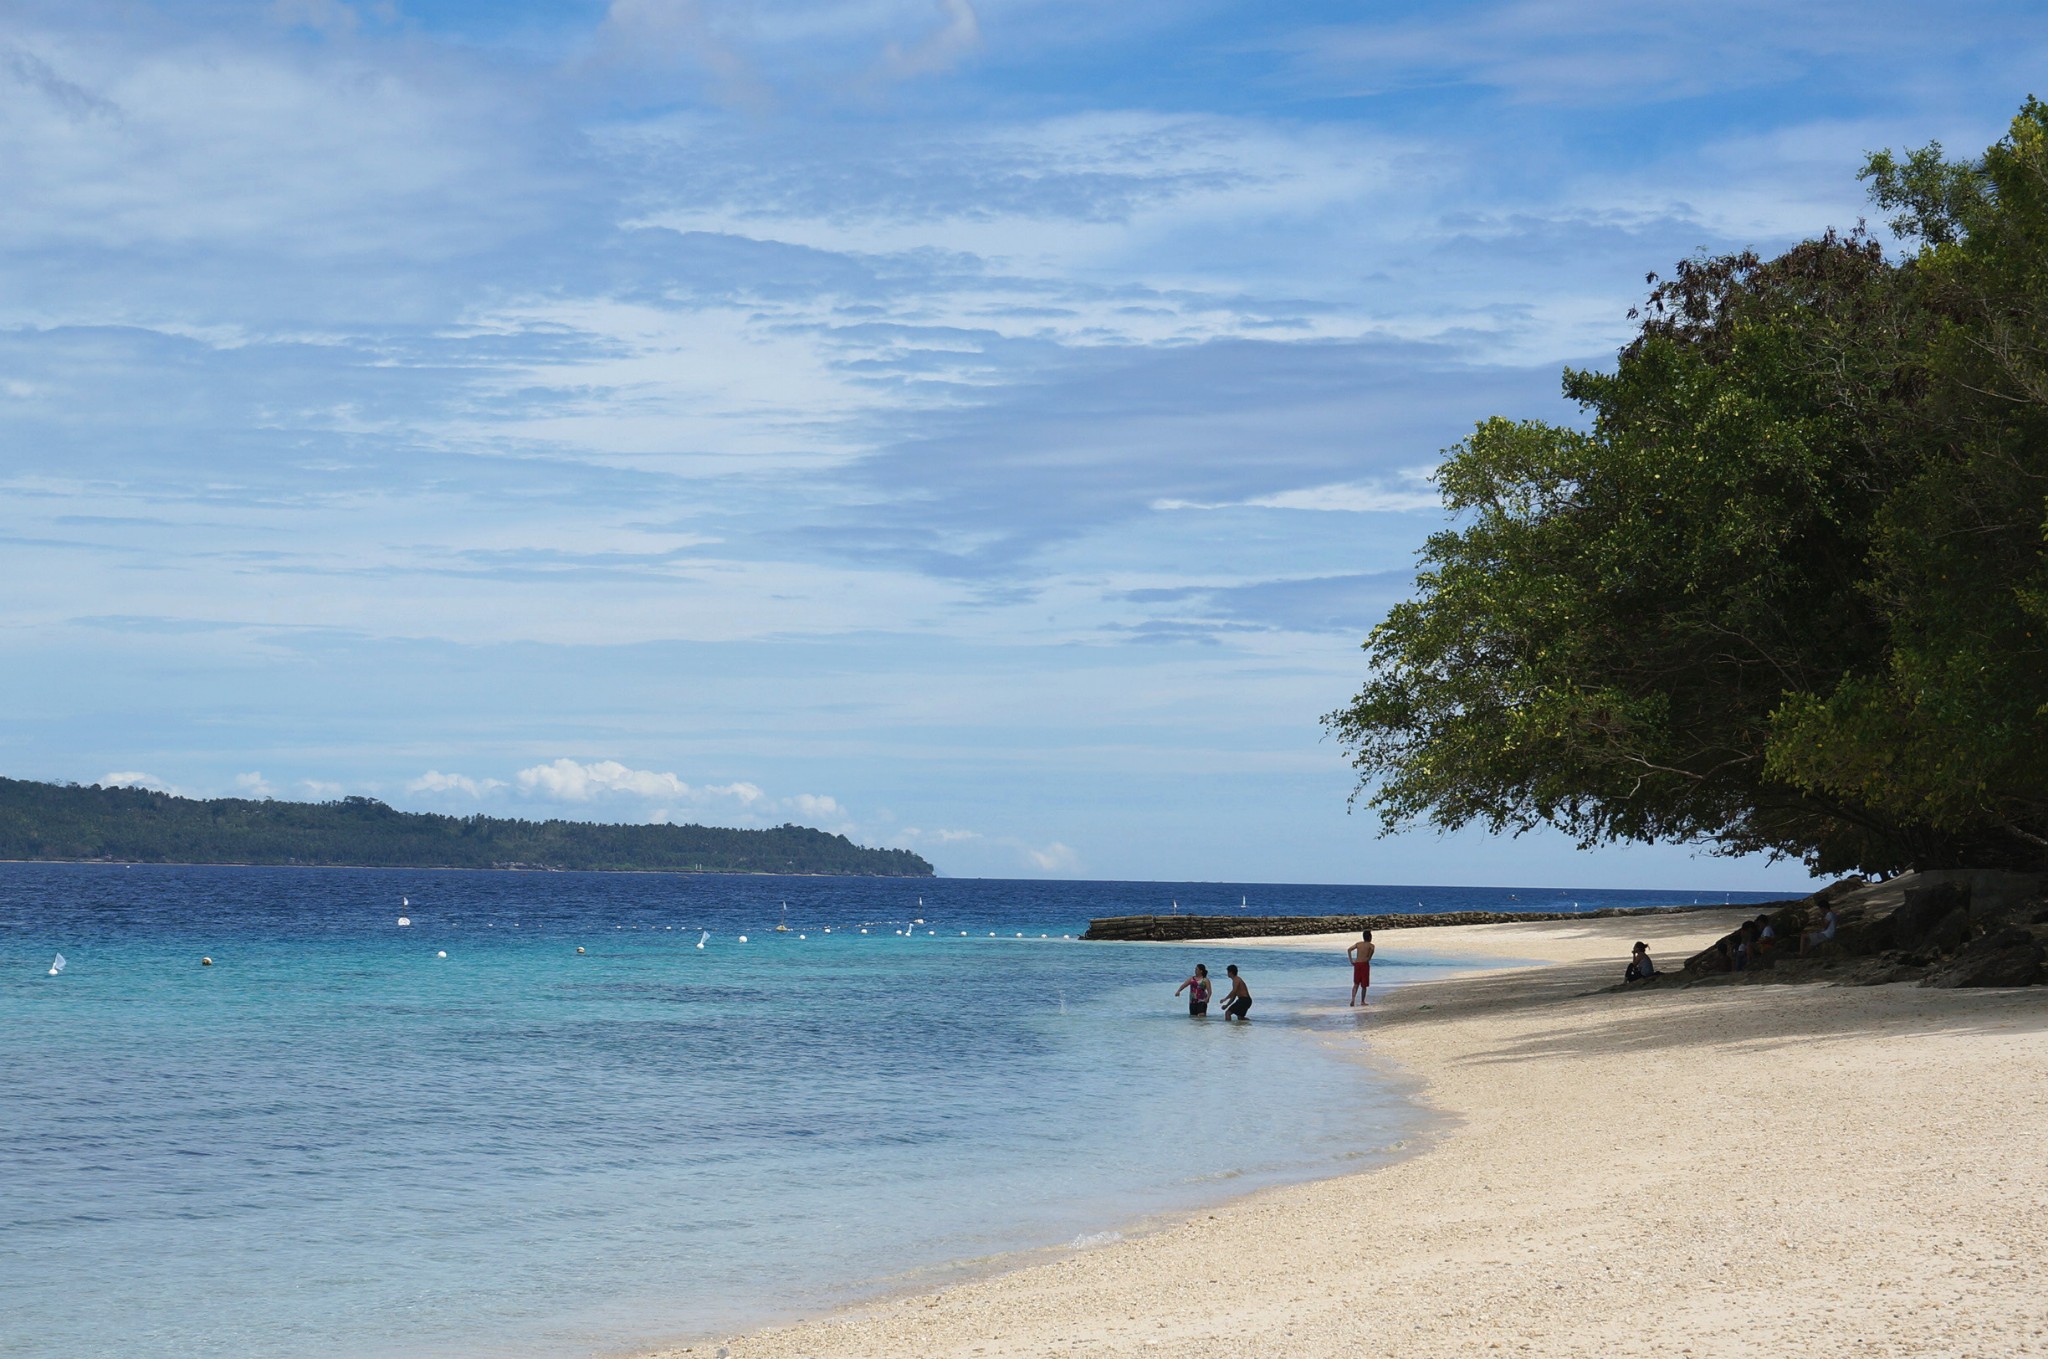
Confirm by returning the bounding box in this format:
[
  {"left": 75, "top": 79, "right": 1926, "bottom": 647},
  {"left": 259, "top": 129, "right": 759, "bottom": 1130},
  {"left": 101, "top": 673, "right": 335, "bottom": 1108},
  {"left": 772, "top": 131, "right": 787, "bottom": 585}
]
[{"left": 1080, "top": 900, "right": 1787, "bottom": 942}]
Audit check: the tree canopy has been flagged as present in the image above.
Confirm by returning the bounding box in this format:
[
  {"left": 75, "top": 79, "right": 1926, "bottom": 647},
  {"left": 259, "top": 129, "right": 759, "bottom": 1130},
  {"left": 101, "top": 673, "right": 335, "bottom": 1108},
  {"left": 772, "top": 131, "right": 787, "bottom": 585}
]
[{"left": 1327, "top": 99, "right": 2048, "bottom": 876}]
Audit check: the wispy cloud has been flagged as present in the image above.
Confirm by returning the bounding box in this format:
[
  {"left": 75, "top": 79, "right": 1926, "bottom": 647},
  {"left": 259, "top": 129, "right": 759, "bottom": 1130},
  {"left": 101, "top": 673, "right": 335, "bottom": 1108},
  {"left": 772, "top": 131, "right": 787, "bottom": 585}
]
[{"left": 874, "top": 0, "right": 981, "bottom": 82}]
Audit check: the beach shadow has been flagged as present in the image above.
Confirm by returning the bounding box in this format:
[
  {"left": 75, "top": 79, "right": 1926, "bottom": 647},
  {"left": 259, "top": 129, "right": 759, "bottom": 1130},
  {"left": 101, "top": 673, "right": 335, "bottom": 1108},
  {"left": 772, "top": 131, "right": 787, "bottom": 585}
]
[{"left": 1366, "top": 959, "right": 2048, "bottom": 1067}]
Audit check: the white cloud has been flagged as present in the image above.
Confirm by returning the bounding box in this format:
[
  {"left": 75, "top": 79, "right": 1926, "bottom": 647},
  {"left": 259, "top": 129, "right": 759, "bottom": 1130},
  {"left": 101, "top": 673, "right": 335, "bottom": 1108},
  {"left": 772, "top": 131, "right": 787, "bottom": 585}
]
[
  {"left": 407, "top": 770, "right": 505, "bottom": 798},
  {"left": 100, "top": 769, "right": 172, "bottom": 791},
  {"left": 514, "top": 757, "right": 766, "bottom": 805},
  {"left": 1025, "top": 840, "right": 1079, "bottom": 872},
  {"left": 233, "top": 770, "right": 276, "bottom": 798},
  {"left": 299, "top": 779, "right": 346, "bottom": 798},
  {"left": 785, "top": 791, "right": 845, "bottom": 820},
  {"left": 898, "top": 826, "right": 981, "bottom": 844}
]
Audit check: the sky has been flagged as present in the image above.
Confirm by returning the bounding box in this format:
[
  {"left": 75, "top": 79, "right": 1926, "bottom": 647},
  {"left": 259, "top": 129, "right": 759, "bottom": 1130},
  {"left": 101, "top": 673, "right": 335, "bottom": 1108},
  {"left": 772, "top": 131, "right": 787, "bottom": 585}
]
[{"left": 1, "top": 0, "right": 2040, "bottom": 889}]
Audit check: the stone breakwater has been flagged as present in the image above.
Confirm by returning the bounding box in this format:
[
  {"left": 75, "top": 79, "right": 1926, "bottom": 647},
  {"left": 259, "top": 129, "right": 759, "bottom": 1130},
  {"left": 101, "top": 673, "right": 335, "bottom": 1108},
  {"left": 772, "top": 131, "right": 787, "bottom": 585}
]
[{"left": 1081, "top": 902, "right": 1774, "bottom": 943}]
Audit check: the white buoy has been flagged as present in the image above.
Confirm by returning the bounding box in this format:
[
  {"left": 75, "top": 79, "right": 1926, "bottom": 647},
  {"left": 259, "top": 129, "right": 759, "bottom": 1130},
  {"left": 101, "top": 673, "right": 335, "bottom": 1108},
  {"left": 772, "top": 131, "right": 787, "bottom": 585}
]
[
  {"left": 738, "top": 935, "right": 748, "bottom": 943},
  {"left": 860, "top": 929, "right": 869, "bottom": 934},
  {"left": 436, "top": 951, "right": 447, "bottom": 959},
  {"left": 201, "top": 956, "right": 213, "bottom": 966},
  {"left": 823, "top": 928, "right": 831, "bottom": 933},
  {"left": 798, "top": 933, "right": 806, "bottom": 940},
  {"left": 576, "top": 946, "right": 586, "bottom": 954},
  {"left": 697, "top": 931, "right": 709, "bottom": 949},
  {"left": 402, "top": 896, "right": 409, "bottom": 907},
  {"left": 397, "top": 916, "right": 411, "bottom": 927},
  {"left": 960, "top": 931, "right": 967, "bottom": 936},
  {"left": 47, "top": 953, "right": 64, "bottom": 976}
]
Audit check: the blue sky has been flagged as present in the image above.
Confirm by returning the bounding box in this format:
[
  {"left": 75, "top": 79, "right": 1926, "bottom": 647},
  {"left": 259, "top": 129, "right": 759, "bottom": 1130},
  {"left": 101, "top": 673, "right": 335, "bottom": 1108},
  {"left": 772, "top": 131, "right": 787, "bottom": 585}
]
[{"left": 1, "top": 0, "right": 2039, "bottom": 887}]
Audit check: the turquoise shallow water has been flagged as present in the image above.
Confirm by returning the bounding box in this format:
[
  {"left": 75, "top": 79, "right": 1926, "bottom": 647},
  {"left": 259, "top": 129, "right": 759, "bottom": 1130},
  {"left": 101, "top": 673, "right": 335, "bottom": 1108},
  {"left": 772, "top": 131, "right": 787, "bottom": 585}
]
[{"left": 0, "top": 865, "right": 1784, "bottom": 1359}]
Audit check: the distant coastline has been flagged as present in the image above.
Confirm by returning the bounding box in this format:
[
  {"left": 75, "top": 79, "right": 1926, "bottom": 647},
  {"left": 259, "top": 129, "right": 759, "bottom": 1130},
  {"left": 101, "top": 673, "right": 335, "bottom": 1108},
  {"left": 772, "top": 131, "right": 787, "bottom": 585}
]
[{"left": 0, "top": 776, "right": 933, "bottom": 877}]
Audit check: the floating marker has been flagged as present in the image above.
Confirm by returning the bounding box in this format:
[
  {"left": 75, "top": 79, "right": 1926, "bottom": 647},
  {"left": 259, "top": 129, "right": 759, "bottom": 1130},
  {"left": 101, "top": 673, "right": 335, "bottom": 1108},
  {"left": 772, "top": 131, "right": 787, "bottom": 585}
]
[
  {"left": 823, "top": 928, "right": 831, "bottom": 933},
  {"left": 960, "top": 931, "right": 967, "bottom": 936},
  {"left": 737, "top": 935, "right": 748, "bottom": 943},
  {"left": 697, "top": 931, "right": 709, "bottom": 949},
  {"left": 201, "top": 956, "right": 213, "bottom": 966},
  {"left": 402, "top": 896, "right": 409, "bottom": 907},
  {"left": 436, "top": 951, "right": 448, "bottom": 959},
  {"left": 397, "top": 916, "right": 411, "bottom": 927},
  {"left": 798, "top": 934, "right": 806, "bottom": 940},
  {"left": 47, "top": 953, "right": 64, "bottom": 976},
  {"left": 576, "top": 946, "right": 586, "bottom": 954},
  {"left": 860, "top": 929, "right": 869, "bottom": 934}
]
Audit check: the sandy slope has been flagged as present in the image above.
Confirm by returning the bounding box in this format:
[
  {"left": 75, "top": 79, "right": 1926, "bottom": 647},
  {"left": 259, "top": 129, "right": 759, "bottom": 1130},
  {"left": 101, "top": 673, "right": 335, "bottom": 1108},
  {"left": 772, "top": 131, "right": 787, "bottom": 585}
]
[{"left": 660, "top": 911, "right": 2048, "bottom": 1359}]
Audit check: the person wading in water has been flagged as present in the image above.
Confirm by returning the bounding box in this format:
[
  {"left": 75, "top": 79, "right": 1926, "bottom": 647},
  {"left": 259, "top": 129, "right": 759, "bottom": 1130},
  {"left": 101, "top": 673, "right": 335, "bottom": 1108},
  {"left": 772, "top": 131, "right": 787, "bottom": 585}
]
[{"left": 1220, "top": 964, "right": 1252, "bottom": 1020}]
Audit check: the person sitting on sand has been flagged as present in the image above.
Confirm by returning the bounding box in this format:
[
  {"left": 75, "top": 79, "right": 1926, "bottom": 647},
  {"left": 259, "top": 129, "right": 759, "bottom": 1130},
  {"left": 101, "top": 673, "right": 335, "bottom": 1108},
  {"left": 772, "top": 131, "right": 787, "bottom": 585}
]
[
  {"left": 1800, "top": 904, "right": 1839, "bottom": 955},
  {"left": 1625, "top": 940, "right": 1656, "bottom": 983},
  {"left": 1220, "top": 964, "right": 1252, "bottom": 1020},
  {"left": 1734, "top": 919, "right": 1759, "bottom": 971},
  {"left": 1175, "top": 963, "right": 1212, "bottom": 1017},
  {"left": 1347, "top": 930, "right": 1375, "bottom": 1006},
  {"left": 1754, "top": 914, "right": 1777, "bottom": 957}
]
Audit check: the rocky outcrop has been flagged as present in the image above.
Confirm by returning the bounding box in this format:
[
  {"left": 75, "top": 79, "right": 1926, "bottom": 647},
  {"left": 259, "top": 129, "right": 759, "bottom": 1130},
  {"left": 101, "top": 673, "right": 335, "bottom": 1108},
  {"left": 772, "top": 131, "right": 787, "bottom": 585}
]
[
  {"left": 1673, "top": 870, "right": 2048, "bottom": 989},
  {"left": 1922, "top": 927, "right": 2047, "bottom": 988}
]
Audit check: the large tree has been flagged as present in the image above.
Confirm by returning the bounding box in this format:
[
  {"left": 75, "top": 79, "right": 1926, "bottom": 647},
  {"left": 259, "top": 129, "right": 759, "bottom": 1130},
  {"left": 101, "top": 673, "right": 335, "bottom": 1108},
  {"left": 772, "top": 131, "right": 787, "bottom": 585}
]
[{"left": 1327, "top": 100, "right": 2048, "bottom": 875}]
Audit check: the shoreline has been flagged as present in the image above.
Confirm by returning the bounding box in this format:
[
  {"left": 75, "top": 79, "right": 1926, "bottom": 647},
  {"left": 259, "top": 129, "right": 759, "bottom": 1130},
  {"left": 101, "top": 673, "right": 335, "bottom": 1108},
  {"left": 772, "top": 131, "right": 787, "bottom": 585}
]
[{"left": 668, "top": 909, "right": 2048, "bottom": 1358}]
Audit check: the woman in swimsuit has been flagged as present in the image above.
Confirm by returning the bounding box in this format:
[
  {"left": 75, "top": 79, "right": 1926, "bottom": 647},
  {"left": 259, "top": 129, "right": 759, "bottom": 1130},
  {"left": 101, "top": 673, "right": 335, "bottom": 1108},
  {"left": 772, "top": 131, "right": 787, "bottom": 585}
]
[
  {"left": 1347, "top": 929, "right": 1375, "bottom": 1006},
  {"left": 1175, "top": 963, "right": 1212, "bottom": 1016},
  {"left": 1220, "top": 964, "right": 1252, "bottom": 1020}
]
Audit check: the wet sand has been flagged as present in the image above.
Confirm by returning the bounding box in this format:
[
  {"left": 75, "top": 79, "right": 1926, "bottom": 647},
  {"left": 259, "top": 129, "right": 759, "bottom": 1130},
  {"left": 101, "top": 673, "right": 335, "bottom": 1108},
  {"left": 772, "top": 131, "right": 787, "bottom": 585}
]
[{"left": 662, "top": 909, "right": 2048, "bottom": 1359}]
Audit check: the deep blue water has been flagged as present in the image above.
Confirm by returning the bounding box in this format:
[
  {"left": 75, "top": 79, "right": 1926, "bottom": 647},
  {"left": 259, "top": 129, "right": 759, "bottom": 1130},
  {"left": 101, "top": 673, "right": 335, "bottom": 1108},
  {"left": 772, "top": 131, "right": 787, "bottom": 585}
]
[{"left": 0, "top": 865, "right": 1788, "bottom": 1359}]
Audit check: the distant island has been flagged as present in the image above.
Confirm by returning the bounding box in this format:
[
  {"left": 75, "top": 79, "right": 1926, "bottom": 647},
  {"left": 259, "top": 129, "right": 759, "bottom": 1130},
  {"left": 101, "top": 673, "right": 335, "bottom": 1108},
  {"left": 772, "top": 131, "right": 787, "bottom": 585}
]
[{"left": 0, "top": 777, "right": 934, "bottom": 876}]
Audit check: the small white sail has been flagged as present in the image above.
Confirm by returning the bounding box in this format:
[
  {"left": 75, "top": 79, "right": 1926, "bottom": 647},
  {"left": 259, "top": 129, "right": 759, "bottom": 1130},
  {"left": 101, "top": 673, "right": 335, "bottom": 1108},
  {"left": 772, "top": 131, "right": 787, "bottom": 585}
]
[{"left": 48, "top": 952, "right": 66, "bottom": 976}]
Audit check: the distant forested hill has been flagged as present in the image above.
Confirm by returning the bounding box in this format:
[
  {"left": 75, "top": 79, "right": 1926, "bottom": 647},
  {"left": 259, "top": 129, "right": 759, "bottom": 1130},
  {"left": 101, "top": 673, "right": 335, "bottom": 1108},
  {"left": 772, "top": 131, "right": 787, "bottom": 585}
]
[{"left": 0, "top": 777, "right": 934, "bottom": 876}]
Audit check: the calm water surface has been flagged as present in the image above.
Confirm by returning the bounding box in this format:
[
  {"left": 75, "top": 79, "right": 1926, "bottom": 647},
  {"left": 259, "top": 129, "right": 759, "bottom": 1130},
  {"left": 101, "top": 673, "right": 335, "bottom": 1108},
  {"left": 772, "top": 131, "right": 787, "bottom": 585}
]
[{"left": 0, "top": 865, "right": 1785, "bottom": 1359}]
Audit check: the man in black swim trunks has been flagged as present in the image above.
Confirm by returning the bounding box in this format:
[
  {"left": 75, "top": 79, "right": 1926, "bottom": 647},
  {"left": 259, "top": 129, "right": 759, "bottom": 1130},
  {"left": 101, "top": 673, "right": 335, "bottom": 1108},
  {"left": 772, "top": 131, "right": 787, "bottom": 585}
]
[{"left": 1220, "top": 964, "right": 1251, "bottom": 1020}]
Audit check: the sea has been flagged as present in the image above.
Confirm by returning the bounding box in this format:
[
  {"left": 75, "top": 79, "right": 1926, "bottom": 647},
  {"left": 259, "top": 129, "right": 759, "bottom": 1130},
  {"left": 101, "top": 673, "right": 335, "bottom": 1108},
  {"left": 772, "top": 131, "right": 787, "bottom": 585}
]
[{"left": 0, "top": 864, "right": 1790, "bottom": 1359}]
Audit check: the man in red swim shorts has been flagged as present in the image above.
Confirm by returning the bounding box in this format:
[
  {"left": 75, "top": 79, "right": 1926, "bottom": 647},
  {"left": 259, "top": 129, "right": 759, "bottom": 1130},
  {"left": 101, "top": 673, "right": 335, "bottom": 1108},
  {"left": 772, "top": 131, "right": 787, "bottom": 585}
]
[{"left": 1348, "top": 928, "right": 1375, "bottom": 1006}]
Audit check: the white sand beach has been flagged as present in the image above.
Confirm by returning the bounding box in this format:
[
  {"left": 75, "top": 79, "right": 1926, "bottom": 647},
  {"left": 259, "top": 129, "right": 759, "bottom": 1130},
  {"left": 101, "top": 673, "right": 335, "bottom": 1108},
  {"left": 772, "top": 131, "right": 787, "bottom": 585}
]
[{"left": 671, "top": 908, "right": 2048, "bottom": 1359}]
